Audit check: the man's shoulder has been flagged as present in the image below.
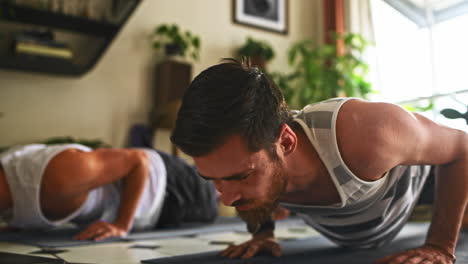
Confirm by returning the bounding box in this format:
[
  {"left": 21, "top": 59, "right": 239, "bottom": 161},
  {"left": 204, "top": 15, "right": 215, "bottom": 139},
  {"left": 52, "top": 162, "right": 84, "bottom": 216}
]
[
  {"left": 337, "top": 99, "right": 414, "bottom": 133},
  {"left": 335, "top": 100, "right": 409, "bottom": 181}
]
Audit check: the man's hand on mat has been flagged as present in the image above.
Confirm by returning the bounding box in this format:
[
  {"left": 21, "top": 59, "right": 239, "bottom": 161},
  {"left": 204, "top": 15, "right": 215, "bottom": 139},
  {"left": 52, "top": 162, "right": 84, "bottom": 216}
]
[
  {"left": 272, "top": 206, "right": 290, "bottom": 221},
  {"left": 374, "top": 245, "right": 456, "bottom": 264},
  {"left": 74, "top": 220, "right": 128, "bottom": 241},
  {"left": 220, "top": 231, "right": 281, "bottom": 259}
]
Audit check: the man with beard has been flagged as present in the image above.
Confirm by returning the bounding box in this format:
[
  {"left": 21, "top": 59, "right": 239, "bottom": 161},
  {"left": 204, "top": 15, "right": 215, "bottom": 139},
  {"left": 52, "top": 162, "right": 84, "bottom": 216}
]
[{"left": 171, "top": 59, "right": 468, "bottom": 264}]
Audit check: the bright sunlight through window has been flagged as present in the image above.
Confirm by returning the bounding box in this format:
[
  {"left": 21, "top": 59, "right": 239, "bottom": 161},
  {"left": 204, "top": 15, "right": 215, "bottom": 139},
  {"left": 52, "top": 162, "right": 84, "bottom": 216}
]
[{"left": 371, "top": 0, "right": 467, "bottom": 132}]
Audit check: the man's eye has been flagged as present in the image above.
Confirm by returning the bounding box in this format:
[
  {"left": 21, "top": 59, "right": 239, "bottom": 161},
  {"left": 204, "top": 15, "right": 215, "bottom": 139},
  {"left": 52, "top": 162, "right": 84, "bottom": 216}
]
[
  {"left": 234, "top": 173, "right": 251, "bottom": 181},
  {"left": 241, "top": 174, "right": 251, "bottom": 180},
  {"left": 219, "top": 171, "right": 255, "bottom": 182},
  {"left": 197, "top": 173, "right": 212, "bottom": 181}
]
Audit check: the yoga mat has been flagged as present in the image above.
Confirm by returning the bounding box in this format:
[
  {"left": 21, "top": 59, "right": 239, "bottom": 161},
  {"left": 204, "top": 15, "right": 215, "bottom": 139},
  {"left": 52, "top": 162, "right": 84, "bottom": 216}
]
[
  {"left": 0, "top": 251, "right": 65, "bottom": 264},
  {"left": 0, "top": 217, "right": 305, "bottom": 248},
  {"left": 141, "top": 223, "right": 468, "bottom": 264}
]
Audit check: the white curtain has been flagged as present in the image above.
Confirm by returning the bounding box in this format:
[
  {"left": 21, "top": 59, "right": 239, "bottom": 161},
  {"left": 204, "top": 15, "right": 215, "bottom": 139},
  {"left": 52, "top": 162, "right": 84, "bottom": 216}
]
[
  {"left": 343, "top": 0, "right": 380, "bottom": 100},
  {"left": 343, "top": 0, "right": 376, "bottom": 42}
]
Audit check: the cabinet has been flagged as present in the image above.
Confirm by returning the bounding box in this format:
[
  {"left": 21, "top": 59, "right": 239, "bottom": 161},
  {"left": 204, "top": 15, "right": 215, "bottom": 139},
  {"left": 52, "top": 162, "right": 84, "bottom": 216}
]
[
  {"left": 151, "top": 59, "right": 191, "bottom": 129},
  {"left": 0, "top": 0, "right": 140, "bottom": 76},
  {"left": 151, "top": 59, "right": 192, "bottom": 156}
]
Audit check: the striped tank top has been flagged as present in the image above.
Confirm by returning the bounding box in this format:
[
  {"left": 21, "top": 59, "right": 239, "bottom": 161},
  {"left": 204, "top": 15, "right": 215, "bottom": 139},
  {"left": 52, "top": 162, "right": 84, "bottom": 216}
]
[{"left": 280, "top": 97, "right": 431, "bottom": 248}]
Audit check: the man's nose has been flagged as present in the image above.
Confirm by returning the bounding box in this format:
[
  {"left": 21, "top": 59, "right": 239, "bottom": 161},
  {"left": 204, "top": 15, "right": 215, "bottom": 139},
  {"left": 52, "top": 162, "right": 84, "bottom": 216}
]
[
  {"left": 219, "top": 191, "right": 241, "bottom": 206},
  {"left": 215, "top": 181, "right": 241, "bottom": 206}
]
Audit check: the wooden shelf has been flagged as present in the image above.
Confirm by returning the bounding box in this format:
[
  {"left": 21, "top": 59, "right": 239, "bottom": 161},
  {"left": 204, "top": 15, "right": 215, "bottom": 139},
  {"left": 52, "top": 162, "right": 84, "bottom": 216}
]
[
  {"left": 0, "top": 1, "right": 141, "bottom": 76},
  {"left": 0, "top": 54, "right": 86, "bottom": 76},
  {"left": 1, "top": 3, "right": 119, "bottom": 36}
]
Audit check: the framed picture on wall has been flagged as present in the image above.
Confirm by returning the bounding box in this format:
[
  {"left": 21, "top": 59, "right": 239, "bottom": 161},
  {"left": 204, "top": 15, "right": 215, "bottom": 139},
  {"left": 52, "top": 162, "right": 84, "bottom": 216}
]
[{"left": 233, "top": 0, "right": 288, "bottom": 35}]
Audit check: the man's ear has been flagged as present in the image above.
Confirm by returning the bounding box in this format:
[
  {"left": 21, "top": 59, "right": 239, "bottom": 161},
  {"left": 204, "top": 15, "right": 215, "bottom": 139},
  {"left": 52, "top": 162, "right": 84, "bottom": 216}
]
[{"left": 278, "top": 124, "right": 297, "bottom": 156}]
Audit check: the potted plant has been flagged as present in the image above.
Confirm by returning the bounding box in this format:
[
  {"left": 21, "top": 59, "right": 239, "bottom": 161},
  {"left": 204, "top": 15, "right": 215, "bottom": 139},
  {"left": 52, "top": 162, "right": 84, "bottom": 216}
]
[
  {"left": 440, "top": 97, "right": 468, "bottom": 124},
  {"left": 152, "top": 23, "right": 201, "bottom": 61},
  {"left": 236, "top": 36, "right": 274, "bottom": 69},
  {"left": 151, "top": 24, "right": 201, "bottom": 134},
  {"left": 441, "top": 108, "right": 468, "bottom": 124},
  {"left": 271, "top": 33, "right": 374, "bottom": 109}
]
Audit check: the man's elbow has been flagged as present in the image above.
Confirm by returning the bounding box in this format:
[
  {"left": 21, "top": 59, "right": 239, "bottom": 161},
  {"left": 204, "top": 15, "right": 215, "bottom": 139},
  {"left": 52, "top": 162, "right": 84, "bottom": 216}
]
[{"left": 131, "top": 150, "right": 150, "bottom": 177}]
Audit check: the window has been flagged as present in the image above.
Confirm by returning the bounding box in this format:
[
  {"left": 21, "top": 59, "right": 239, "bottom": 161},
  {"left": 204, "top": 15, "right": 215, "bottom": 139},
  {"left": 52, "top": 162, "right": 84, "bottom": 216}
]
[{"left": 370, "top": 0, "right": 468, "bottom": 132}]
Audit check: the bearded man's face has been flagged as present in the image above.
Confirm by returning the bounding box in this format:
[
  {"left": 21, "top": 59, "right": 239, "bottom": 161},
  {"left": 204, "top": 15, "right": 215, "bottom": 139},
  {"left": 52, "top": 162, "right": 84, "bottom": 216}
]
[
  {"left": 193, "top": 135, "right": 288, "bottom": 231},
  {"left": 236, "top": 159, "right": 287, "bottom": 231}
]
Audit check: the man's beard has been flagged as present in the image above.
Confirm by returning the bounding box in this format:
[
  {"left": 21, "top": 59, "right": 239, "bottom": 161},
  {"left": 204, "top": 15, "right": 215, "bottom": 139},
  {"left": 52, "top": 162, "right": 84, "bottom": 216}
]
[{"left": 237, "top": 160, "right": 287, "bottom": 232}]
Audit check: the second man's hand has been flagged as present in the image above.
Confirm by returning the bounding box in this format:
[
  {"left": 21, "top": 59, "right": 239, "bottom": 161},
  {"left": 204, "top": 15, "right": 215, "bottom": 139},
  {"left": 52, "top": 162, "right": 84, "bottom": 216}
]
[
  {"left": 74, "top": 220, "right": 128, "bottom": 241},
  {"left": 220, "top": 230, "right": 281, "bottom": 259}
]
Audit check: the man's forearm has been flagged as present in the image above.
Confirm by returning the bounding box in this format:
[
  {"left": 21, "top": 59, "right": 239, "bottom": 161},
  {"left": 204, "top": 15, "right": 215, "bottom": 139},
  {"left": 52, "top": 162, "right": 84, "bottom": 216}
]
[
  {"left": 114, "top": 157, "right": 149, "bottom": 230},
  {"left": 426, "top": 157, "right": 468, "bottom": 255}
]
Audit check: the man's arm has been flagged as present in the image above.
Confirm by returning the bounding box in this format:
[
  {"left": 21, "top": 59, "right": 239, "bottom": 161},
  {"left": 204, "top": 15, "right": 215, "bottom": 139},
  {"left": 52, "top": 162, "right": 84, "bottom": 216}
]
[
  {"left": 409, "top": 115, "right": 467, "bottom": 263},
  {"left": 338, "top": 99, "right": 468, "bottom": 263},
  {"left": 46, "top": 148, "right": 149, "bottom": 240}
]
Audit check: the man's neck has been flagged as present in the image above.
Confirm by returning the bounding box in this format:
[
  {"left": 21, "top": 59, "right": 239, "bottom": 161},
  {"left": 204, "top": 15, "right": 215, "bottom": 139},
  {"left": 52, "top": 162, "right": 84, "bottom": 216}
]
[
  {"left": 280, "top": 124, "right": 341, "bottom": 206},
  {"left": 282, "top": 125, "right": 324, "bottom": 195}
]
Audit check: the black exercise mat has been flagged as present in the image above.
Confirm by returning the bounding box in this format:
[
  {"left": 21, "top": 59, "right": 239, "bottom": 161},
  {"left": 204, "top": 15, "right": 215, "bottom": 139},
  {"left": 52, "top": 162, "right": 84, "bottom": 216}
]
[
  {"left": 0, "top": 228, "right": 122, "bottom": 248},
  {"left": 141, "top": 223, "right": 468, "bottom": 264},
  {"left": 0, "top": 251, "right": 65, "bottom": 264},
  {"left": 0, "top": 217, "right": 305, "bottom": 248}
]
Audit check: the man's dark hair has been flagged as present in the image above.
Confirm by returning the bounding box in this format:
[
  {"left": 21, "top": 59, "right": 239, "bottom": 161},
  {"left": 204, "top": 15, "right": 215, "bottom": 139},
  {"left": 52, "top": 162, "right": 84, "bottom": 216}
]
[{"left": 171, "top": 58, "right": 292, "bottom": 157}]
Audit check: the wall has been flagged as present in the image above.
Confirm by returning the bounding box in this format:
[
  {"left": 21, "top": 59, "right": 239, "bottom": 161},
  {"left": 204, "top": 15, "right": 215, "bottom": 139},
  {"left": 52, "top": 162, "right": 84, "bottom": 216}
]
[{"left": 0, "top": 0, "right": 323, "bottom": 148}]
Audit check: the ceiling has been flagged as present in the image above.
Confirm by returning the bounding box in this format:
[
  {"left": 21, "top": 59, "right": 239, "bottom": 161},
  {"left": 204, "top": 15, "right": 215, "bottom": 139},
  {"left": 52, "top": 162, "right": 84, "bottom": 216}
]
[
  {"left": 409, "top": 0, "right": 465, "bottom": 10},
  {"left": 383, "top": 0, "right": 468, "bottom": 26}
]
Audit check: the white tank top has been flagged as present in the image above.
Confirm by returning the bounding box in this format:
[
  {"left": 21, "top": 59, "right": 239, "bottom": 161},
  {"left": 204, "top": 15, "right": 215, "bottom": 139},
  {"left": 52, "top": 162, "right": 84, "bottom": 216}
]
[
  {"left": 0, "top": 144, "right": 92, "bottom": 229},
  {"left": 0, "top": 144, "right": 166, "bottom": 231},
  {"left": 280, "top": 98, "right": 431, "bottom": 248},
  {"left": 73, "top": 148, "right": 167, "bottom": 231}
]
